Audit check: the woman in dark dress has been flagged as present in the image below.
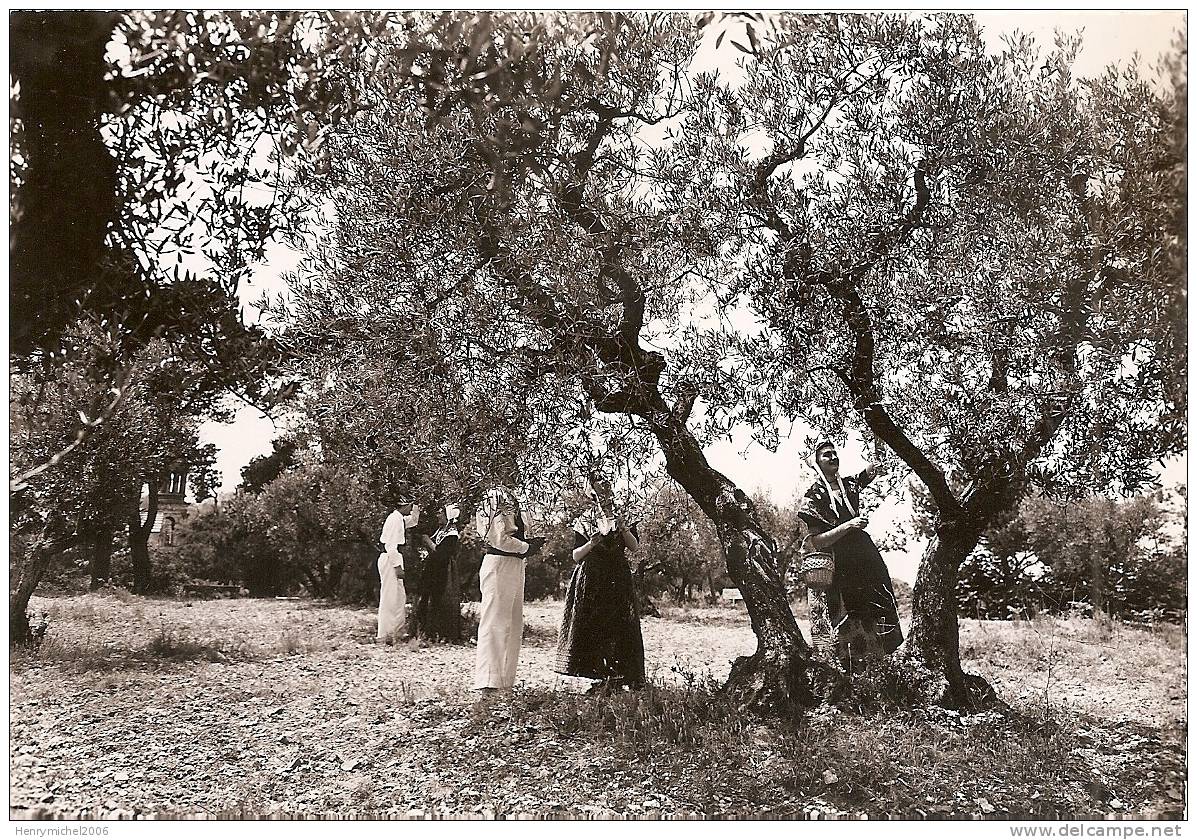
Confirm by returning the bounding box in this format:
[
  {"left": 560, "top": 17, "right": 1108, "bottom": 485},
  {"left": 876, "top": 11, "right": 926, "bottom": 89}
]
[
  {"left": 414, "top": 503, "right": 463, "bottom": 643},
  {"left": 554, "top": 476, "right": 646, "bottom": 691},
  {"left": 797, "top": 440, "right": 903, "bottom": 668}
]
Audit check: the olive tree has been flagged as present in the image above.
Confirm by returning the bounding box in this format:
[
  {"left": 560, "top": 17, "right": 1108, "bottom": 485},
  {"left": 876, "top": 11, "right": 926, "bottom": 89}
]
[{"left": 672, "top": 18, "right": 1186, "bottom": 705}]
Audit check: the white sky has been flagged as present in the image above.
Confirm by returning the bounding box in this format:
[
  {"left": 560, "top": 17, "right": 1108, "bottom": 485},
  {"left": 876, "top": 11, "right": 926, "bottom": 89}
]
[{"left": 198, "top": 10, "right": 1187, "bottom": 582}]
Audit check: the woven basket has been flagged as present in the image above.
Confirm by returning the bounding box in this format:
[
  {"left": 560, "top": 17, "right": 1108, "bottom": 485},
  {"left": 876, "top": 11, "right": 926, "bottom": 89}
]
[{"left": 800, "top": 550, "right": 835, "bottom": 590}]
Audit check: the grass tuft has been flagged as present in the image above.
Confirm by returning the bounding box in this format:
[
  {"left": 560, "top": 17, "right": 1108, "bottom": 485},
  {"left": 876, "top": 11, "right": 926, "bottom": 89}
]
[{"left": 145, "top": 627, "right": 245, "bottom": 662}]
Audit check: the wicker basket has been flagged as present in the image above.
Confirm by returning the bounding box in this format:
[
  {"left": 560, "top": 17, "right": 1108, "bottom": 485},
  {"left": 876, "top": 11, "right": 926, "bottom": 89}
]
[{"left": 800, "top": 550, "right": 835, "bottom": 590}]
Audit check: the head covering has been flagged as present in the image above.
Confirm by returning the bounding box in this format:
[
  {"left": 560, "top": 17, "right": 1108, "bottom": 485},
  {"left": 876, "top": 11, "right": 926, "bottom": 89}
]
[
  {"left": 476, "top": 486, "right": 516, "bottom": 538},
  {"left": 807, "top": 439, "right": 836, "bottom": 470},
  {"left": 436, "top": 502, "right": 462, "bottom": 546},
  {"left": 585, "top": 473, "right": 613, "bottom": 500},
  {"left": 808, "top": 440, "right": 856, "bottom": 518},
  {"left": 575, "top": 475, "right": 616, "bottom": 537}
]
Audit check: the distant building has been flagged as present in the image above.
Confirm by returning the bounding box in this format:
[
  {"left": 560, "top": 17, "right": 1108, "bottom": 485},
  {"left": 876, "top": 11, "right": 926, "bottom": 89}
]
[{"left": 139, "top": 465, "right": 191, "bottom": 547}]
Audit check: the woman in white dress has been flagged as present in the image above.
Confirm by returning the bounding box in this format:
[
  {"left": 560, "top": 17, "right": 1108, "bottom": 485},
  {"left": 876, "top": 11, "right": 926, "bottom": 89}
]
[
  {"left": 473, "top": 485, "right": 544, "bottom": 690},
  {"left": 376, "top": 493, "right": 415, "bottom": 644}
]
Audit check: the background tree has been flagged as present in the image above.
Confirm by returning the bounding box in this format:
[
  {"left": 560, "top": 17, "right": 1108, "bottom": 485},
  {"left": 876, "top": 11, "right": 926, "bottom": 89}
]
[
  {"left": 9, "top": 332, "right": 216, "bottom": 638},
  {"left": 239, "top": 436, "right": 300, "bottom": 494},
  {"left": 1016, "top": 491, "right": 1185, "bottom": 621},
  {"left": 639, "top": 482, "right": 731, "bottom": 605},
  {"left": 244, "top": 461, "right": 383, "bottom": 599}
]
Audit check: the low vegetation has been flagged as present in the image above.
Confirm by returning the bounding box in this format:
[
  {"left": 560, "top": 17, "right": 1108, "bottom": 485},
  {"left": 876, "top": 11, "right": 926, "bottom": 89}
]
[{"left": 10, "top": 593, "right": 1184, "bottom": 819}]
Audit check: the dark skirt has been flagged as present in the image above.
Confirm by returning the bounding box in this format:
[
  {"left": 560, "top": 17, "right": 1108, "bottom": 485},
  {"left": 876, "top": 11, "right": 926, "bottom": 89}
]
[
  {"left": 824, "top": 529, "right": 904, "bottom": 664},
  {"left": 414, "top": 536, "right": 461, "bottom": 642},
  {"left": 554, "top": 548, "right": 645, "bottom": 686}
]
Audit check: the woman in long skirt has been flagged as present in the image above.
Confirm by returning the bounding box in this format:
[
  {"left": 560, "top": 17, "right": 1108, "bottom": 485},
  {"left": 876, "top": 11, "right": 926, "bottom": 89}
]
[
  {"left": 797, "top": 440, "right": 903, "bottom": 668},
  {"left": 414, "top": 503, "right": 463, "bottom": 643},
  {"left": 554, "top": 475, "right": 646, "bottom": 691},
  {"left": 473, "top": 485, "right": 545, "bottom": 690}
]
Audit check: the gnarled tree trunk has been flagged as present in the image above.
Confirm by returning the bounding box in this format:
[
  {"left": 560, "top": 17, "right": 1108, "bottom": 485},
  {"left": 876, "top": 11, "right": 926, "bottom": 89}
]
[
  {"left": 10, "top": 518, "right": 76, "bottom": 645},
  {"left": 643, "top": 405, "right": 843, "bottom": 712},
  {"left": 904, "top": 481, "right": 1019, "bottom": 709},
  {"left": 904, "top": 518, "right": 991, "bottom": 708},
  {"left": 128, "top": 480, "right": 158, "bottom": 594}
]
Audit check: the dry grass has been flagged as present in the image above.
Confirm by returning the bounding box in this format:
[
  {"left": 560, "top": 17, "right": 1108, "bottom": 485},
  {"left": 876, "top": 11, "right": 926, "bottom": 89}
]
[{"left": 9, "top": 592, "right": 1186, "bottom": 819}]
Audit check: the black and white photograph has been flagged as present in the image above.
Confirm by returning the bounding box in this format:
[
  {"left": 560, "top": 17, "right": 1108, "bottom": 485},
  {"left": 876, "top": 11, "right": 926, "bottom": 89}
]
[{"left": 8, "top": 9, "right": 1187, "bottom": 823}]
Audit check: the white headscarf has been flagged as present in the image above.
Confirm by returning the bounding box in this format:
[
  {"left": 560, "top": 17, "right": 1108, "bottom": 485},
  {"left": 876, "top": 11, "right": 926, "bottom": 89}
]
[
  {"left": 435, "top": 502, "right": 461, "bottom": 547},
  {"left": 809, "top": 440, "right": 856, "bottom": 517}
]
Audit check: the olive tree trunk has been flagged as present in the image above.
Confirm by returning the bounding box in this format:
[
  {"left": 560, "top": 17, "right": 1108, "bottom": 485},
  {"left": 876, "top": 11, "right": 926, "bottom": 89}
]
[
  {"left": 128, "top": 480, "right": 158, "bottom": 594},
  {"left": 904, "top": 482, "right": 1016, "bottom": 709},
  {"left": 10, "top": 519, "right": 75, "bottom": 645},
  {"left": 643, "top": 404, "right": 844, "bottom": 712}
]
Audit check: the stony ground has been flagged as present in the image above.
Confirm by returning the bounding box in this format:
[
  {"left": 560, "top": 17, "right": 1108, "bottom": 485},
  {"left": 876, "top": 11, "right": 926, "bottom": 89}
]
[{"left": 10, "top": 593, "right": 1186, "bottom": 819}]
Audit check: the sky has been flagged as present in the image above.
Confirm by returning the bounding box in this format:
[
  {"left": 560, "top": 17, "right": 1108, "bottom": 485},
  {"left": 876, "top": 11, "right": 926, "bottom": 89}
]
[{"left": 197, "top": 10, "right": 1187, "bottom": 582}]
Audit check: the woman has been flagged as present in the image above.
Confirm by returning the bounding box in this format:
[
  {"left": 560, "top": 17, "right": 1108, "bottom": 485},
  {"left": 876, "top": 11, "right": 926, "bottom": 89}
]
[
  {"left": 797, "top": 440, "right": 903, "bottom": 668},
  {"left": 375, "top": 493, "right": 412, "bottom": 645},
  {"left": 554, "top": 475, "right": 646, "bottom": 691},
  {"left": 473, "top": 483, "right": 545, "bottom": 691},
  {"left": 414, "top": 503, "right": 463, "bottom": 643}
]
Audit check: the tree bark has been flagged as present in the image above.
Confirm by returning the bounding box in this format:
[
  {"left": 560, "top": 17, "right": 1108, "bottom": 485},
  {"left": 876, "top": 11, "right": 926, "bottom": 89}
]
[
  {"left": 128, "top": 480, "right": 158, "bottom": 594},
  {"left": 10, "top": 520, "right": 75, "bottom": 645},
  {"left": 904, "top": 482, "right": 1016, "bottom": 710}
]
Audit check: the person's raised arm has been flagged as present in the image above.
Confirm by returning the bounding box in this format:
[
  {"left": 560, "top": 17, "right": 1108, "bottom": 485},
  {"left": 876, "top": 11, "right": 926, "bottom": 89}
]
[{"left": 617, "top": 517, "right": 639, "bottom": 552}]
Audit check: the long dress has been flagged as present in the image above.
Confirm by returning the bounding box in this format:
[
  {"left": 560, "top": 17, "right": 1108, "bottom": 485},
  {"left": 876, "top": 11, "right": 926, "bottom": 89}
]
[
  {"left": 414, "top": 524, "right": 462, "bottom": 642},
  {"left": 796, "top": 469, "right": 903, "bottom": 668},
  {"left": 473, "top": 487, "right": 529, "bottom": 690},
  {"left": 376, "top": 510, "right": 407, "bottom": 642},
  {"left": 554, "top": 515, "right": 646, "bottom": 687}
]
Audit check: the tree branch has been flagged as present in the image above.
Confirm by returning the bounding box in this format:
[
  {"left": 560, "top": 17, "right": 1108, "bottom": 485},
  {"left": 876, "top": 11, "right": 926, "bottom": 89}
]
[{"left": 10, "top": 367, "right": 136, "bottom": 494}]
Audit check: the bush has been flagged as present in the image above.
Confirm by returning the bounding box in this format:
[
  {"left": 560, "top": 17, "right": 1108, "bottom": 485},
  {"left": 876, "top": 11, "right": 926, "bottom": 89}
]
[
  {"left": 524, "top": 559, "right": 560, "bottom": 600},
  {"left": 335, "top": 545, "right": 382, "bottom": 606},
  {"left": 108, "top": 546, "right": 192, "bottom": 595}
]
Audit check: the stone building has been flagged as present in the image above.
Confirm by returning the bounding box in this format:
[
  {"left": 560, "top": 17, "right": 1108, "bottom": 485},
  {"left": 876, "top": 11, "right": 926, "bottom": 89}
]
[{"left": 140, "top": 465, "right": 191, "bottom": 547}]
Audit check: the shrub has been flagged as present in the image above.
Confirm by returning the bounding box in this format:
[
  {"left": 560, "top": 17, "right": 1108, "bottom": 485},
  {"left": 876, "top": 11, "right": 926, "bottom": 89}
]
[
  {"left": 109, "top": 546, "right": 191, "bottom": 595},
  {"left": 524, "top": 559, "right": 560, "bottom": 601},
  {"left": 336, "top": 547, "right": 381, "bottom": 606}
]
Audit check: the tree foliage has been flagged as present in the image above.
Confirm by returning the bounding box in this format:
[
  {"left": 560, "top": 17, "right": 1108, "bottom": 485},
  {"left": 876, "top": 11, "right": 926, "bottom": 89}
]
[
  {"left": 9, "top": 330, "right": 219, "bottom": 637},
  {"left": 266, "top": 12, "right": 1185, "bottom": 708},
  {"left": 958, "top": 489, "right": 1186, "bottom": 622}
]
